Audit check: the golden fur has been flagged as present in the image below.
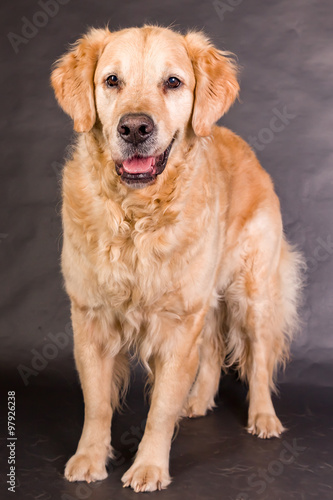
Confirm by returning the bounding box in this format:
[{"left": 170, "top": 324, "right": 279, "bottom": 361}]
[{"left": 51, "top": 25, "right": 304, "bottom": 492}]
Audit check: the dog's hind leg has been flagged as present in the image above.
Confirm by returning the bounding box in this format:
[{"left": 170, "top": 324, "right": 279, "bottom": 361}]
[
  {"left": 246, "top": 240, "right": 303, "bottom": 438},
  {"left": 182, "top": 307, "right": 223, "bottom": 418},
  {"left": 226, "top": 237, "right": 303, "bottom": 438}
]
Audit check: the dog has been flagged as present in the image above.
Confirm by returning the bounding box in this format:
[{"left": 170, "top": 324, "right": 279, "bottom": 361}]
[{"left": 51, "top": 25, "right": 303, "bottom": 492}]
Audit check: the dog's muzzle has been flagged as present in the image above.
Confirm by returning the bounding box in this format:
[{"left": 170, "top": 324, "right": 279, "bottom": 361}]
[{"left": 115, "top": 139, "right": 174, "bottom": 188}]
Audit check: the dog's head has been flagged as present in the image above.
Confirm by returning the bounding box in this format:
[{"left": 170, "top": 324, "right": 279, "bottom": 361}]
[{"left": 51, "top": 26, "right": 239, "bottom": 189}]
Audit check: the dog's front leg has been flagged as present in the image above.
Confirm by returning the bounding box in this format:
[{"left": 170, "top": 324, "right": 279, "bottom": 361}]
[
  {"left": 64, "top": 305, "right": 119, "bottom": 483},
  {"left": 121, "top": 311, "right": 205, "bottom": 492}
]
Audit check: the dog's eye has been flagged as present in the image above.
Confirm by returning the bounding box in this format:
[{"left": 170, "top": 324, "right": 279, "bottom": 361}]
[
  {"left": 166, "top": 76, "right": 181, "bottom": 89},
  {"left": 106, "top": 75, "right": 119, "bottom": 87}
]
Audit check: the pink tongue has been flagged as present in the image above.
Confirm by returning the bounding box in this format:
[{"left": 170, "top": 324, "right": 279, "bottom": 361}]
[{"left": 122, "top": 156, "right": 155, "bottom": 174}]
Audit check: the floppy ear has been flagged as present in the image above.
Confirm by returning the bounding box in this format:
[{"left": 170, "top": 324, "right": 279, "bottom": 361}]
[
  {"left": 185, "top": 31, "right": 239, "bottom": 137},
  {"left": 51, "top": 28, "right": 110, "bottom": 133}
]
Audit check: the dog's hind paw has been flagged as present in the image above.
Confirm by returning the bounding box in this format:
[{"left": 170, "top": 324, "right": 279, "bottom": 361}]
[
  {"left": 181, "top": 395, "right": 215, "bottom": 418},
  {"left": 247, "top": 413, "right": 285, "bottom": 439}
]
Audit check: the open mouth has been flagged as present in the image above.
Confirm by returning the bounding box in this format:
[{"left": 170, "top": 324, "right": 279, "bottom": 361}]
[{"left": 115, "top": 139, "right": 174, "bottom": 188}]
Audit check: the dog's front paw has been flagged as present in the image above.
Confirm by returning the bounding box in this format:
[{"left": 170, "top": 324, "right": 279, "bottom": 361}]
[
  {"left": 122, "top": 464, "right": 171, "bottom": 492},
  {"left": 247, "top": 413, "right": 285, "bottom": 439},
  {"left": 64, "top": 451, "right": 108, "bottom": 483}
]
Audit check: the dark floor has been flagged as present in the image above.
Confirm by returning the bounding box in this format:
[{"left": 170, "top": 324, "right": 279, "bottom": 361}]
[{"left": 1, "top": 368, "right": 332, "bottom": 500}]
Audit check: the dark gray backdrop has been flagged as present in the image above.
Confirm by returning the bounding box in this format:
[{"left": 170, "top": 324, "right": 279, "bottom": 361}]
[
  {"left": 1, "top": 0, "right": 332, "bottom": 386},
  {"left": 1, "top": 1, "right": 333, "bottom": 500}
]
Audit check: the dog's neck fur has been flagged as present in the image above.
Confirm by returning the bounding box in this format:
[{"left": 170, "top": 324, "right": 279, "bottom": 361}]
[
  {"left": 72, "top": 127, "right": 205, "bottom": 223},
  {"left": 62, "top": 127, "right": 215, "bottom": 280}
]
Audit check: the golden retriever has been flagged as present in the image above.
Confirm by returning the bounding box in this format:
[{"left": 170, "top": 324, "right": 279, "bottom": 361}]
[{"left": 51, "top": 25, "right": 303, "bottom": 492}]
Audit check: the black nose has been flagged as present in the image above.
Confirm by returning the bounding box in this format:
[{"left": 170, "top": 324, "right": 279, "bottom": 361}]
[{"left": 117, "top": 113, "right": 154, "bottom": 144}]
